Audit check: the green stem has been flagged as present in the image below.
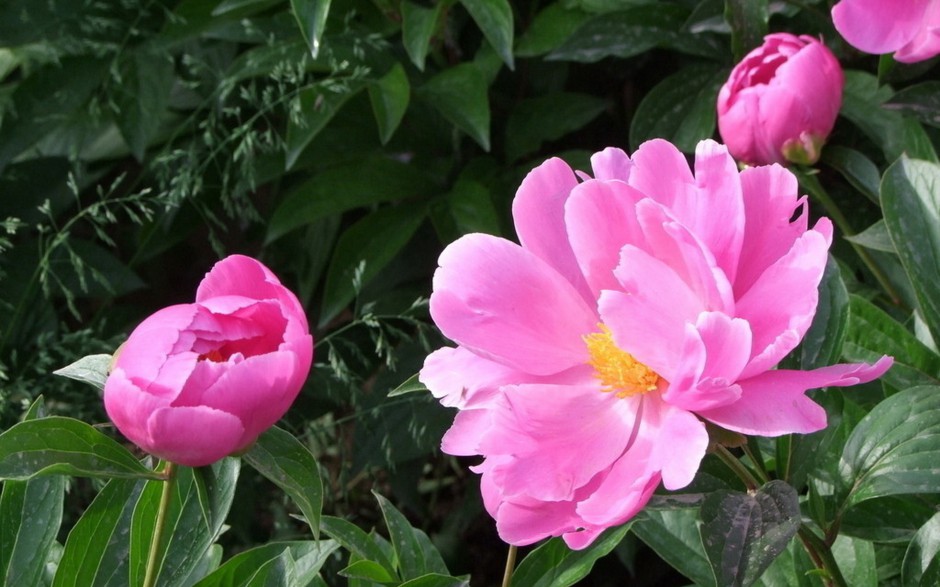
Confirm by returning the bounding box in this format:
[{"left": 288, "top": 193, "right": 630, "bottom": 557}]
[
  {"left": 798, "top": 526, "right": 849, "bottom": 587},
  {"left": 742, "top": 437, "right": 770, "bottom": 485},
  {"left": 795, "top": 169, "right": 902, "bottom": 305},
  {"left": 714, "top": 444, "right": 760, "bottom": 491},
  {"left": 501, "top": 544, "right": 518, "bottom": 587},
  {"left": 143, "top": 461, "right": 177, "bottom": 587}
]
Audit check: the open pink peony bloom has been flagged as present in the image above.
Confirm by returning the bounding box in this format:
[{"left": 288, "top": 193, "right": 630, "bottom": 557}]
[
  {"left": 104, "top": 255, "right": 313, "bottom": 467},
  {"left": 420, "top": 139, "right": 891, "bottom": 549},
  {"left": 833, "top": 0, "right": 940, "bottom": 63},
  {"left": 717, "top": 33, "right": 843, "bottom": 166}
]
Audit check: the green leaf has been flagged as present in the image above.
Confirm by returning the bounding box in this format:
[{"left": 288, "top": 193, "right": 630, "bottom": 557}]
[
  {"left": 52, "top": 354, "right": 112, "bottom": 392},
  {"left": 320, "top": 515, "right": 395, "bottom": 572},
  {"left": 845, "top": 221, "right": 896, "bottom": 253},
  {"left": 459, "top": 0, "right": 514, "bottom": 69},
  {"left": 629, "top": 64, "right": 726, "bottom": 153},
  {"left": 902, "top": 512, "right": 940, "bottom": 587},
  {"left": 832, "top": 535, "right": 878, "bottom": 587},
  {"left": 0, "top": 417, "right": 161, "bottom": 481},
  {"left": 320, "top": 204, "right": 427, "bottom": 326},
  {"left": 548, "top": 5, "right": 723, "bottom": 62},
  {"left": 510, "top": 524, "right": 630, "bottom": 587},
  {"left": 285, "top": 82, "right": 366, "bottom": 169},
  {"left": 840, "top": 496, "right": 937, "bottom": 544},
  {"left": 417, "top": 64, "right": 491, "bottom": 151},
  {"left": 516, "top": 2, "right": 591, "bottom": 57},
  {"left": 724, "top": 0, "right": 767, "bottom": 59},
  {"left": 800, "top": 256, "right": 849, "bottom": 370},
  {"left": 243, "top": 426, "right": 323, "bottom": 537},
  {"left": 52, "top": 478, "right": 145, "bottom": 587},
  {"left": 373, "top": 491, "right": 426, "bottom": 579},
  {"left": 753, "top": 538, "right": 816, "bottom": 587},
  {"left": 822, "top": 146, "right": 881, "bottom": 204},
  {"left": 505, "top": 92, "right": 607, "bottom": 162},
  {"left": 0, "top": 399, "right": 66, "bottom": 587},
  {"left": 699, "top": 480, "right": 801, "bottom": 587},
  {"left": 128, "top": 460, "right": 239, "bottom": 587},
  {"left": 193, "top": 541, "right": 339, "bottom": 587},
  {"left": 290, "top": 0, "right": 332, "bottom": 58},
  {"left": 339, "top": 559, "right": 397, "bottom": 583},
  {"left": 843, "top": 295, "right": 940, "bottom": 390},
  {"left": 432, "top": 177, "right": 502, "bottom": 240},
  {"left": 401, "top": 1, "right": 444, "bottom": 71},
  {"left": 881, "top": 157, "right": 940, "bottom": 346},
  {"left": 398, "top": 574, "right": 469, "bottom": 587},
  {"left": 840, "top": 385, "right": 940, "bottom": 508},
  {"left": 886, "top": 81, "right": 940, "bottom": 128},
  {"left": 387, "top": 373, "right": 428, "bottom": 397},
  {"left": 633, "top": 507, "right": 716, "bottom": 587},
  {"left": 369, "top": 63, "right": 410, "bottom": 145},
  {"left": 113, "top": 49, "right": 175, "bottom": 161}
]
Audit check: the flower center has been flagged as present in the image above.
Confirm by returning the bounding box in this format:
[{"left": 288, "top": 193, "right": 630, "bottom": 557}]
[
  {"left": 199, "top": 349, "right": 226, "bottom": 362},
  {"left": 584, "top": 325, "right": 660, "bottom": 398}
]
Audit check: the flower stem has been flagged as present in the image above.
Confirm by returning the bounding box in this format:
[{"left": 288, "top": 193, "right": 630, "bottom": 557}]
[
  {"left": 798, "top": 525, "right": 849, "bottom": 587},
  {"left": 501, "top": 544, "right": 518, "bottom": 587},
  {"left": 714, "top": 444, "right": 760, "bottom": 491},
  {"left": 143, "top": 461, "right": 177, "bottom": 587}
]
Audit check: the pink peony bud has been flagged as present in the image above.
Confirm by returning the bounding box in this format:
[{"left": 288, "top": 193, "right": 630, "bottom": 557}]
[
  {"left": 833, "top": 0, "right": 940, "bottom": 63},
  {"left": 104, "top": 255, "right": 313, "bottom": 467},
  {"left": 717, "top": 33, "right": 844, "bottom": 166}
]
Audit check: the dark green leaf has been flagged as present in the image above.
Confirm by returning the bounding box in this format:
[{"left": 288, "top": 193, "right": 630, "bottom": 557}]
[
  {"left": 822, "top": 146, "right": 881, "bottom": 204},
  {"left": 244, "top": 426, "right": 323, "bottom": 537},
  {"left": 724, "top": 0, "right": 767, "bottom": 58},
  {"left": 800, "top": 256, "right": 849, "bottom": 370},
  {"left": 843, "top": 295, "right": 940, "bottom": 390},
  {"left": 290, "top": 0, "right": 331, "bottom": 58},
  {"left": 516, "top": 2, "right": 591, "bottom": 57},
  {"left": 886, "top": 81, "right": 940, "bottom": 128},
  {"left": 845, "top": 221, "right": 896, "bottom": 253},
  {"left": 52, "top": 354, "right": 112, "bottom": 392},
  {"left": 841, "top": 386, "right": 940, "bottom": 508},
  {"left": 832, "top": 535, "right": 878, "bottom": 587},
  {"left": 285, "top": 82, "right": 366, "bottom": 170},
  {"left": 699, "top": 480, "right": 801, "bottom": 587},
  {"left": 633, "top": 508, "right": 716, "bottom": 587},
  {"left": 194, "top": 541, "right": 339, "bottom": 587},
  {"left": 417, "top": 64, "right": 491, "bottom": 151},
  {"left": 320, "top": 204, "right": 427, "bottom": 326},
  {"left": 387, "top": 373, "right": 428, "bottom": 397},
  {"left": 629, "top": 64, "right": 726, "bottom": 153},
  {"left": 881, "top": 157, "right": 940, "bottom": 345},
  {"left": 459, "top": 0, "right": 514, "bottom": 69},
  {"left": 753, "top": 538, "right": 816, "bottom": 587},
  {"left": 505, "top": 92, "right": 607, "bottom": 162},
  {"left": 320, "top": 515, "right": 395, "bottom": 572},
  {"left": 401, "top": 1, "right": 444, "bottom": 71},
  {"left": 266, "top": 156, "right": 434, "bottom": 244},
  {"left": 369, "top": 63, "right": 410, "bottom": 145},
  {"left": 398, "top": 574, "right": 469, "bottom": 587},
  {"left": 339, "top": 559, "right": 396, "bottom": 583},
  {"left": 113, "top": 49, "right": 175, "bottom": 161},
  {"left": 902, "top": 512, "right": 940, "bottom": 587},
  {"left": 0, "top": 418, "right": 160, "bottom": 481},
  {"left": 53, "top": 478, "right": 145, "bottom": 587},
  {"left": 511, "top": 524, "right": 630, "bottom": 587},
  {"left": 840, "top": 496, "right": 938, "bottom": 544},
  {"left": 373, "top": 491, "right": 425, "bottom": 579},
  {"left": 548, "top": 5, "right": 723, "bottom": 62},
  {"left": 128, "top": 460, "right": 239, "bottom": 587},
  {"left": 439, "top": 178, "right": 501, "bottom": 238}
]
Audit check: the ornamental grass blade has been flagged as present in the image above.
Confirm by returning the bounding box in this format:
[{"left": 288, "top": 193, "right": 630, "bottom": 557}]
[{"left": 699, "top": 480, "right": 801, "bottom": 587}]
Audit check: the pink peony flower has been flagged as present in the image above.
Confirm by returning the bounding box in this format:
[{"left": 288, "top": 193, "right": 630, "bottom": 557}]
[
  {"left": 717, "top": 33, "right": 844, "bottom": 166},
  {"left": 104, "top": 255, "right": 313, "bottom": 467},
  {"left": 420, "top": 139, "right": 892, "bottom": 549},
  {"left": 833, "top": 0, "right": 940, "bottom": 63}
]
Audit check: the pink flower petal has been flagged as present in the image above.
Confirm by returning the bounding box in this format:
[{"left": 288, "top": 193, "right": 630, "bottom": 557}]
[
  {"left": 626, "top": 139, "right": 695, "bottom": 210},
  {"left": 146, "top": 405, "right": 246, "bottom": 467},
  {"left": 590, "top": 147, "right": 633, "bottom": 181},
  {"left": 832, "top": 0, "right": 929, "bottom": 56},
  {"left": 698, "top": 356, "right": 893, "bottom": 436},
  {"left": 441, "top": 409, "right": 492, "bottom": 455},
  {"left": 419, "top": 346, "right": 521, "bottom": 408},
  {"left": 430, "top": 233, "right": 598, "bottom": 376},
  {"left": 104, "top": 369, "right": 168, "bottom": 453},
  {"left": 647, "top": 400, "right": 710, "bottom": 490}
]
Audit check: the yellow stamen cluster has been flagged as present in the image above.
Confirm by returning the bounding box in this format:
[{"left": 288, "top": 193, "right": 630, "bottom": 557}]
[{"left": 584, "top": 325, "right": 660, "bottom": 398}]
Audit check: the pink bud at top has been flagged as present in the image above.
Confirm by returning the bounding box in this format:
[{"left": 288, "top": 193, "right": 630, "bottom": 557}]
[
  {"left": 833, "top": 0, "right": 940, "bottom": 63},
  {"left": 717, "top": 33, "right": 844, "bottom": 166},
  {"left": 103, "top": 255, "right": 313, "bottom": 467}
]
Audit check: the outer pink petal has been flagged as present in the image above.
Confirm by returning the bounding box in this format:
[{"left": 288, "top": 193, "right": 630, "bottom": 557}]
[
  {"left": 894, "top": 2, "right": 940, "bottom": 62},
  {"left": 590, "top": 147, "right": 633, "bottom": 181},
  {"left": 718, "top": 86, "right": 778, "bottom": 166},
  {"left": 440, "top": 409, "right": 493, "bottom": 455},
  {"left": 481, "top": 383, "right": 638, "bottom": 502},
  {"left": 698, "top": 356, "right": 893, "bottom": 436},
  {"left": 430, "top": 233, "right": 598, "bottom": 376},
  {"left": 626, "top": 139, "right": 695, "bottom": 209},
  {"left": 419, "top": 346, "right": 522, "bottom": 409},
  {"left": 104, "top": 369, "right": 169, "bottom": 453},
  {"left": 832, "top": 0, "right": 929, "bottom": 55},
  {"left": 735, "top": 165, "right": 808, "bottom": 297},
  {"left": 647, "top": 400, "right": 710, "bottom": 490},
  {"left": 600, "top": 245, "right": 705, "bottom": 378},
  {"left": 115, "top": 305, "right": 202, "bottom": 394},
  {"left": 565, "top": 179, "right": 647, "bottom": 298},
  {"left": 146, "top": 405, "right": 246, "bottom": 467},
  {"left": 737, "top": 219, "right": 832, "bottom": 379},
  {"left": 512, "top": 157, "right": 593, "bottom": 303}
]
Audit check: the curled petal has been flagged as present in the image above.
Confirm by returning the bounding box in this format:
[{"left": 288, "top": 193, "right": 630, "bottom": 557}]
[{"left": 146, "top": 405, "right": 246, "bottom": 467}]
